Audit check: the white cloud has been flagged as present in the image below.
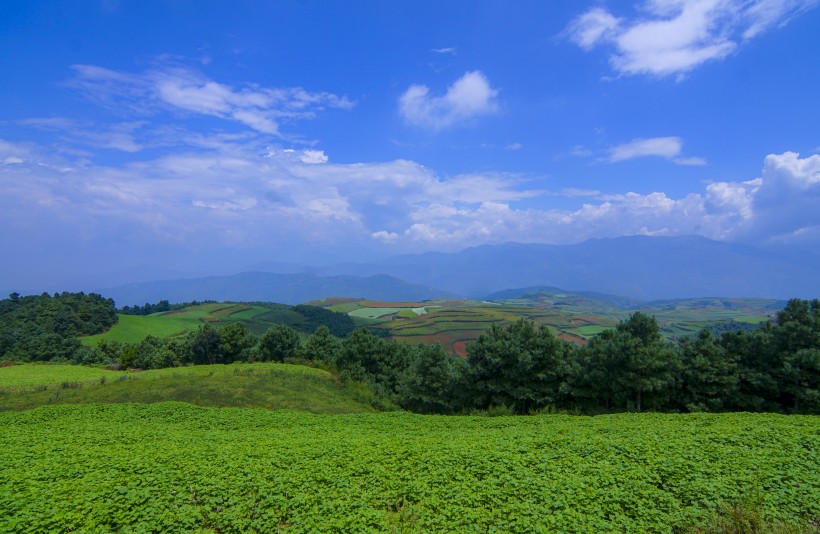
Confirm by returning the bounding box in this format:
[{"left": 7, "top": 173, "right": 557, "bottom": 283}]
[
  {"left": 566, "top": 0, "right": 818, "bottom": 77},
  {"left": 399, "top": 71, "right": 500, "bottom": 130},
  {"left": 557, "top": 188, "right": 602, "bottom": 198},
  {"left": 66, "top": 64, "right": 354, "bottom": 135},
  {"left": 431, "top": 47, "right": 458, "bottom": 55},
  {"left": 566, "top": 7, "right": 621, "bottom": 50},
  {"left": 300, "top": 150, "right": 328, "bottom": 164},
  {"left": 2, "top": 137, "right": 819, "bottom": 270},
  {"left": 371, "top": 230, "right": 400, "bottom": 243},
  {"left": 674, "top": 156, "right": 708, "bottom": 166},
  {"left": 609, "top": 136, "right": 682, "bottom": 161},
  {"left": 608, "top": 136, "right": 706, "bottom": 165}
]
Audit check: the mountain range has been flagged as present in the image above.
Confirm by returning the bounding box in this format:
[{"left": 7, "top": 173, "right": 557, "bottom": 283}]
[{"left": 85, "top": 235, "right": 820, "bottom": 305}]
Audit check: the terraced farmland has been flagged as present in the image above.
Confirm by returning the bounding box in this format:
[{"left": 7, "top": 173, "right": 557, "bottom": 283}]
[
  {"left": 381, "top": 305, "right": 603, "bottom": 355},
  {"left": 326, "top": 292, "right": 782, "bottom": 356}
]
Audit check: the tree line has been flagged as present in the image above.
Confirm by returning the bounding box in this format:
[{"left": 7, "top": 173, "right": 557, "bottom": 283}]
[
  {"left": 118, "top": 300, "right": 218, "bottom": 315},
  {"left": 2, "top": 292, "right": 817, "bottom": 415},
  {"left": 0, "top": 292, "right": 117, "bottom": 361}
]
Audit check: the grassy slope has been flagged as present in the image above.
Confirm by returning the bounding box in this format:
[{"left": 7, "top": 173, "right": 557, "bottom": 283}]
[
  {"left": 81, "top": 304, "right": 278, "bottom": 346},
  {"left": 0, "top": 363, "right": 381, "bottom": 413},
  {"left": 0, "top": 363, "right": 126, "bottom": 390},
  {"left": 81, "top": 313, "right": 204, "bottom": 345},
  {"left": 0, "top": 405, "right": 817, "bottom": 532}
]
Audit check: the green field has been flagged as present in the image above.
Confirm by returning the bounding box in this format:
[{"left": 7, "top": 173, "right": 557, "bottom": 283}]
[
  {"left": 0, "top": 363, "right": 125, "bottom": 391},
  {"left": 1, "top": 404, "right": 817, "bottom": 532},
  {"left": 0, "top": 363, "right": 383, "bottom": 413},
  {"left": 81, "top": 313, "right": 207, "bottom": 345},
  {"left": 80, "top": 303, "right": 338, "bottom": 346}
]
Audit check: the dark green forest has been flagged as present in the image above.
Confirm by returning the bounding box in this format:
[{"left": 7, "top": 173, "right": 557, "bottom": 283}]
[
  {"left": 2, "top": 293, "right": 818, "bottom": 415},
  {"left": 0, "top": 292, "right": 117, "bottom": 362}
]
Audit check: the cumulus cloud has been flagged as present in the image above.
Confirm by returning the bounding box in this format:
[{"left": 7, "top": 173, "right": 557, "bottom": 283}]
[
  {"left": 399, "top": 71, "right": 500, "bottom": 130},
  {"left": 66, "top": 64, "right": 354, "bottom": 135},
  {"left": 566, "top": 0, "right": 818, "bottom": 77},
  {"left": 2, "top": 137, "right": 818, "bottom": 277}
]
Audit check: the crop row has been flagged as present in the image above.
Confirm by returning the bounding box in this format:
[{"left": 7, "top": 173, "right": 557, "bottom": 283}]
[{"left": 1, "top": 404, "right": 817, "bottom": 533}]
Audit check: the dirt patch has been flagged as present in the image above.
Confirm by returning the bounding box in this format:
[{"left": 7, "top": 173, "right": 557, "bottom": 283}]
[
  {"left": 559, "top": 332, "right": 588, "bottom": 346},
  {"left": 452, "top": 341, "right": 469, "bottom": 359},
  {"left": 0, "top": 361, "right": 16, "bottom": 368}
]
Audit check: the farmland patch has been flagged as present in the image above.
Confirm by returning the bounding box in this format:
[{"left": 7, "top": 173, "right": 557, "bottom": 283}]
[{"left": 1, "top": 406, "right": 817, "bottom": 532}]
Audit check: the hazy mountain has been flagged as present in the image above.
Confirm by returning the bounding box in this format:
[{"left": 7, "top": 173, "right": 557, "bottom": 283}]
[
  {"left": 485, "top": 286, "right": 645, "bottom": 309},
  {"left": 319, "top": 236, "right": 820, "bottom": 300},
  {"left": 92, "top": 236, "right": 820, "bottom": 305},
  {"left": 100, "top": 272, "right": 454, "bottom": 306}
]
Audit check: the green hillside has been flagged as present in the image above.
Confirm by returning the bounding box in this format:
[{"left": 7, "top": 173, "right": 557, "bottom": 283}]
[
  {"left": 0, "top": 363, "right": 383, "bottom": 413},
  {"left": 81, "top": 302, "right": 355, "bottom": 347},
  {"left": 1, "top": 404, "right": 817, "bottom": 532}
]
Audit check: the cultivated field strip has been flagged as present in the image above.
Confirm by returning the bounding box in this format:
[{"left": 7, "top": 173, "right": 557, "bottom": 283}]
[{"left": 1, "top": 405, "right": 817, "bottom": 532}]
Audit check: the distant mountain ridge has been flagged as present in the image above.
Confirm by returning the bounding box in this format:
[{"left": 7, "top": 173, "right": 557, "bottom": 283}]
[
  {"left": 318, "top": 235, "right": 820, "bottom": 300},
  {"left": 91, "top": 236, "right": 820, "bottom": 305},
  {"left": 101, "top": 272, "right": 454, "bottom": 307}
]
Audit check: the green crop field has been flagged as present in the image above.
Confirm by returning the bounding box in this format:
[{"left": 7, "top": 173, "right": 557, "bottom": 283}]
[
  {"left": 1, "top": 404, "right": 817, "bottom": 532},
  {"left": 0, "top": 363, "right": 382, "bottom": 413},
  {"left": 79, "top": 302, "right": 350, "bottom": 346},
  {"left": 81, "top": 313, "right": 204, "bottom": 345},
  {"left": 0, "top": 364, "right": 126, "bottom": 391}
]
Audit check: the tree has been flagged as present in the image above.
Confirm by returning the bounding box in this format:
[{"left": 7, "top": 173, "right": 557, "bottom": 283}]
[
  {"left": 466, "top": 320, "right": 571, "bottom": 414},
  {"left": 301, "top": 325, "right": 340, "bottom": 363},
  {"left": 721, "top": 329, "right": 777, "bottom": 411},
  {"left": 772, "top": 299, "right": 820, "bottom": 412},
  {"left": 258, "top": 324, "right": 300, "bottom": 362},
  {"left": 219, "top": 322, "right": 257, "bottom": 363},
  {"left": 399, "top": 343, "right": 463, "bottom": 414},
  {"left": 337, "top": 328, "right": 412, "bottom": 396},
  {"left": 677, "top": 330, "right": 738, "bottom": 412},
  {"left": 189, "top": 324, "right": 223, "bottom": 365},
  {"left": 574, "top": 313, "right": 677, "bottom": 412}
]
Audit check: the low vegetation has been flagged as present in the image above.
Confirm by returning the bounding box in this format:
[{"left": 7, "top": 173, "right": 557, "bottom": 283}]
[
  {"left": 0, "top": 404, "right": 817, "bottom": 532},
  {"left": 0, "top": 363, "right": 384, "bottom": 413},
  {"left": 0, "top": 290, "right": 818, "bottom": 532},
  {"left": 2, "top": 292, "right": 818, "bottom": 416}
]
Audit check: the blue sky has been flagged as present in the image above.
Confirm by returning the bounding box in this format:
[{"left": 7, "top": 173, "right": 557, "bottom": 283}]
[{"left": 1, "top": 0, "right": 819, "bottom": 289}]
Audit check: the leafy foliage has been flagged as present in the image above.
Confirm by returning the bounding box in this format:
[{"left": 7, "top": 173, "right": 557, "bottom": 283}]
[
  {"left": 0, "top": 292, "right": 117, "bottom": 362},
  {"left": 0, "top": 405, "right": 817, "bottom": 532},
  {"left": 257, "top": 324, "right": 300, "bottom": 362},
  {"left": 466, "top": 320, "right": 572, "bottom": 413}
]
